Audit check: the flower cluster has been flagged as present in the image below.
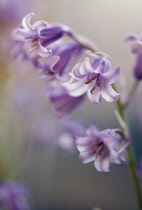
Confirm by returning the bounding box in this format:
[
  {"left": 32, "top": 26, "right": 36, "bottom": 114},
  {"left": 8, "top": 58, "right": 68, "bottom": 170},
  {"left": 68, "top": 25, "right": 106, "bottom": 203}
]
[{"left": 11, "top": 13, "right": 127, "bottom": 173}]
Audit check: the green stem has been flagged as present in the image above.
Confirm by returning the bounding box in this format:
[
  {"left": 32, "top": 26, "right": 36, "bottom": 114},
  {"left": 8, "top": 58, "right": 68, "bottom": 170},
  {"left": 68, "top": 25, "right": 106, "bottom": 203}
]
[{"left": 116, "top": 98, "right": 142, "bottom": 210}]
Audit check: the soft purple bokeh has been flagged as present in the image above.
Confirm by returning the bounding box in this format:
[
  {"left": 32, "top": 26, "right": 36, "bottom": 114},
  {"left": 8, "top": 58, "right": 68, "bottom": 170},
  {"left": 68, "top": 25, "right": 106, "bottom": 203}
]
[
  {"left": 30, "top": 116, "right": 84, "bottom": 153},
  {"left": 0, "top": 180, "right": 30, "bottom": 210},
  {"left": 125, "top": 34, "right": 142, "bottom": 80}
]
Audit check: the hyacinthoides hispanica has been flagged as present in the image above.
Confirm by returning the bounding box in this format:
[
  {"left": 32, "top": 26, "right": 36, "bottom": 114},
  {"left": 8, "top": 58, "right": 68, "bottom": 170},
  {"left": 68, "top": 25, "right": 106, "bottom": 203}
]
[{"left": 11, "top": 13, "right": 142, "bottom": 209}]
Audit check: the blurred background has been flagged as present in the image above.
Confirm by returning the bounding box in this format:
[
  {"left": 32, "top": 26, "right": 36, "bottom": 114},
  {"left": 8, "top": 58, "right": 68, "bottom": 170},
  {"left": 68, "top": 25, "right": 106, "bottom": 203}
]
[{"left": 0, "top": 0, "right": 142, "bottom": 209}]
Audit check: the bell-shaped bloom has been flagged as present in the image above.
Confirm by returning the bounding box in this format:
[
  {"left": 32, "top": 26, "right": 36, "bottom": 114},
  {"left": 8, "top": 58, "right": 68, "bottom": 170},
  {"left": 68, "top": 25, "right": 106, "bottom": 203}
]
[
  {"left": 38, "top": 39, "right": 84, "bottom": 79},
  {"left": 11, "top": 13, "right": 66, "bottom": 64},
  {"left": 64, "top": 54, "right": 120, "bottom": 103},
  {"left": 46, "top": 80, "right": 85, "bottom": 118},
  {"left": 125, "top": 34, "right": 142, "bottom": 80},
  {"left": 75, "top": 123, "right": 125, "bottom": 173},
  {"left": 0, "top": 180, "right": 30, "bottom": 210}
]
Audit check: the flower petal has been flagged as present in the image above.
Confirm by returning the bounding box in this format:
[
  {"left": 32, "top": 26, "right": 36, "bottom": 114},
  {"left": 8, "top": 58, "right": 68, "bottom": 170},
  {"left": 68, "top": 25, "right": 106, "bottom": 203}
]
[
  {"left": 38, "top": 40, "right": 52, "bottom": 57},
  {"left": 22, "top": 13, "right": 35, "bottom": 30},
  {"left": 101, "top": 84, "right": 119, "bottom": 102},
  {"left": 67, "top": 78, "right": 89, "bottom": 97},
  {"left": 86, "top": 122, "right": 99, "bottom": 136},
  {"left": 102, "top": 67, "right": 120, "bottom": 84},
  {"left": 87, "top": 86, "right": 102, "bottom": 103},
  {"left": 124, "top": 34, "right": 140, "bottom": 42},
  {"left": 71, "top": 62, "right": 86, "bottom": 79},
  {"left": 79, "top": 151, "right": 96, "bottom": 164},
  {"left": 110, "top": 150, "right": 125, "bottom": 164},
  {"left": 94, "top": 155, "right": 110, "bottom": 173},
  {"left": 33, "top": 20, "right": 48, "bottom": 36},
  {"left": 79, "top": 58, "right": 93, "bottom": 75}
]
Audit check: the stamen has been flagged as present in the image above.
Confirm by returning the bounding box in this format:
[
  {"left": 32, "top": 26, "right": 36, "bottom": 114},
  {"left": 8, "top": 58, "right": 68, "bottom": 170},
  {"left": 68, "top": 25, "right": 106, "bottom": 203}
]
[
  {"left": 92, "top": 141, "right": 99, "bottom": 147},
  {"left": 42, "top": 70, "right": 54, "bottom": 76},
  {"left": 25, "top": 36, "right": 35, "bottom": 39},
  {"left": 85, "top": 79, "right": 92, "bottom": 84},
  {"left": 90, "top": 87, "right": 95, "bottom": 94},
  {"left": 85, "top": 76, "right": 97, "bottom": 84},
  {"left": 90, "top": 150, "right": 97, "bottom": 155},
  {"left": 97, "top": 79, "right": 101, "bottom": 87},
  {"left": 31, "top": 43, "right": 37, "bottom": 48},
  {"left": 97, "top": 145, "right": 104, "bottom": 155}
]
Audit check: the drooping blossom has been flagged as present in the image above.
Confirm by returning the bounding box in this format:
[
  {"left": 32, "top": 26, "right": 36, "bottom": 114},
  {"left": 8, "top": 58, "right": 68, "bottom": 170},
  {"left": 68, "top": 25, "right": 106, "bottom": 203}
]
[
  {"left": 0, "top": 180, "right": 30, "bottom": 210},
  {"left": 36, "top": 39, "right": 84, "bottom": 82},
  {"left": 64, "top": 54, "right": 120, "bottom": 103},
  {"left": 75, "top": 122, "right": 125, "bottom": 173},
  {"left": 46, "top": 80, "right": 85, "bottom": 118},
  {"left": 11, "top": 13, "right": 67, "bottom": 65},
  {"left": 125, "top": 34, "right": 142, "bottom": 80}
]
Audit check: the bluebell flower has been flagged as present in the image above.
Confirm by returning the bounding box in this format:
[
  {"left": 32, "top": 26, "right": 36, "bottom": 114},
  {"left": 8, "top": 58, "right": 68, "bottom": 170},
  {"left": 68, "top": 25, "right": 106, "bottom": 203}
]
[
  {"left": 38, "top": 40, "right": 84, "bottom": 79},
  {"left": 64, "top": 54, "right": 120, "bottom": 103},
  {"left": 46, "top": 80, "right": 85, "bottom": 118},
  {"left": 75, "top": 123, "right": 125, "bottom": 173},
  {"left": 12, "top": 13, "right": 66, "bottom": 64}
]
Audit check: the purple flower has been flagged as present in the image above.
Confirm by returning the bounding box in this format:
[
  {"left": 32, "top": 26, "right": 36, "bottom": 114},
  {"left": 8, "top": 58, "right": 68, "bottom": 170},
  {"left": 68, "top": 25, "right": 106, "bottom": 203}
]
[
  {"left": 75, "top": 123, "right": 125, "bottom": 173},
  {"left": 125, "top": 34, "right": 142, "bottom": 80},
  {"left": 0, "top": 180, "right": 30, "bottom": 210},
  {"left": 46, "top": 80, "right": 85, "bottom": 118},
  {"left": 38, "top": 40, "right": 84, "bottom": 79},
  {"left": 125, "top": 34, "right": 142, "bottom": 54},
  {"left": 64, "top": 54, "right": 120, "bottom": 103},
  {"left": 12, "top": 13, "right": 65, "bottom": 64}
]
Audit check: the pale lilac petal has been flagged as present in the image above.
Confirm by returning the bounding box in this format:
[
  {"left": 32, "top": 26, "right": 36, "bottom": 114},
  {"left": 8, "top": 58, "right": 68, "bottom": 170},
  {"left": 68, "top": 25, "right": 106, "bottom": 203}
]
[
  {"left": 94, "top": 155, "right": 110, "bottom": 173},
  {"left": 102, "top": 67, "right": 120, "bottom": 84},
  {"left": 72, "top": 62, "right": 86, "bottom": 79},
  {"left": 76, "top": 137, "right": 93, "bottom": 146},
  {"left": 124, "top": 34, "right": 140, "bottom": 42},
  {"left": 101, "top": 84, "right": 119, "bottom": 102},
  {"left": 38, "top": 40, "right": 52, "bottom": 57},
  {"left": 86, "top": 122, "right": 99, "bottom": 136},
  {"left": 67, "top": 78, "right": 90, "bottom": 97},
  {"left": 79, "top": 58, "right": 93, "bottom": 75},
  {"left": 131, "top": 41, "right": 142, "bottom": 54},
  {"left": 110, "top": 150, "right": 126, "bottom": 164},
  {"left": 76, "top": 137, "right": 94, "bottom": 152},
  {"left": 22, "top": 12, "right": 34, "bottom": 30},
  {"left": 33, "top": 20, "right": 48, "bottom": 36},
  {"left": 44, "top": 55, "right": 60, "bottom": 71},
  {"left": 87, "top": 86, "right": 102, "bottom": 103},
  {"left": 80, "top": 151, "right": 96, "bottom": 164}
]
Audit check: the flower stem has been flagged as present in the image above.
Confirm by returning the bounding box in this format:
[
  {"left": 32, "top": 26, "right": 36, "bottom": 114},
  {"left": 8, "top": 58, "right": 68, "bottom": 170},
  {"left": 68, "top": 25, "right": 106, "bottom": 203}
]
[{"left": 116, "top": 97, "right": 142, "bottom": 210}]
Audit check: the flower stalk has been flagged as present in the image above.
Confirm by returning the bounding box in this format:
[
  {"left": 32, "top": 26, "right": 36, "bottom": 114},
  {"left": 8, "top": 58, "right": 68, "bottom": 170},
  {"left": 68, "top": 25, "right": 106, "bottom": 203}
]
[{"left": 116, "top": 96, "right": 142, "bottom": 210}]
